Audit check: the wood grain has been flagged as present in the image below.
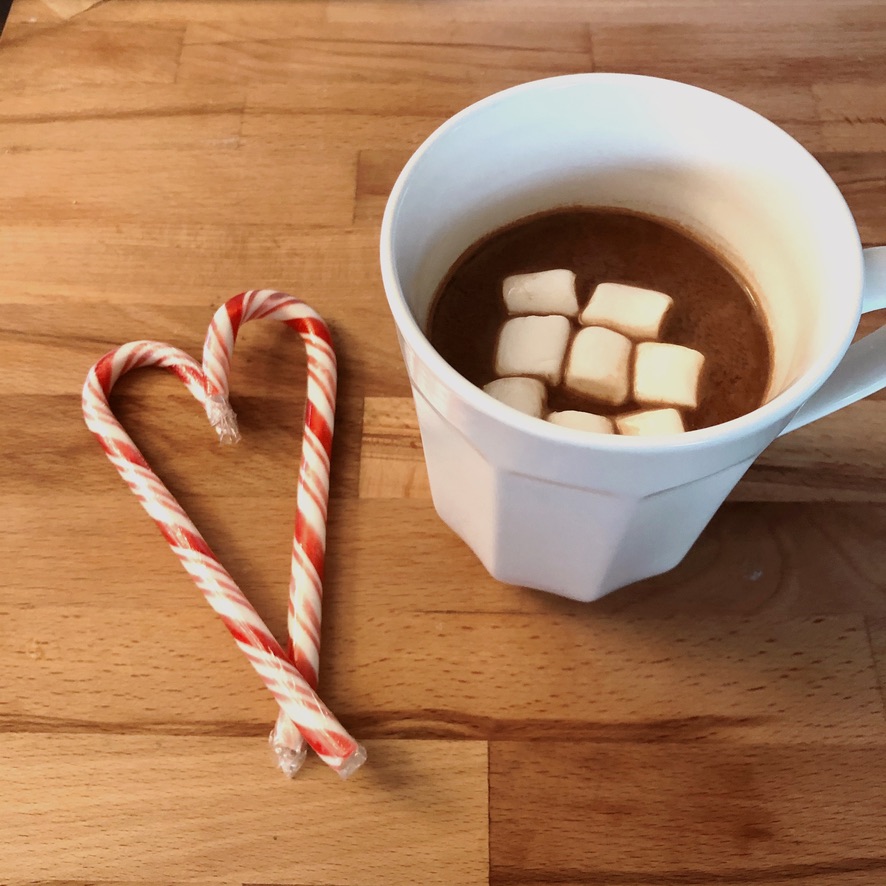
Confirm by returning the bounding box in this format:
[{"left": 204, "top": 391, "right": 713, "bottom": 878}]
[
  {"left": 0, "top": 85, "right": 246, "bottom": 152},
  {"left": 176, "top": 26, "right": 592, "bottom": 88},
  {"left": 490, "top": 741, "right": 886, "bottom": 885},
  {"left": 592, "top": 22, "right": 886, "bottom": 85},
  {"left": 0, "top": 146, "right": 355, "bottom": 226},
  {"left": 0, "top": 736, "right": 487, "bottom": 884},
  {"left": 0, "top": 226, "right": 381, "bottom": 303},
  {"left": 4, "top": 2, "right": 886, "bottom": 884},
  {"left": 0, "top": 21, "right": 184, "bottom": 88},
  {"left": 359, "top": 398, "right": 431, "bottom": 499}
]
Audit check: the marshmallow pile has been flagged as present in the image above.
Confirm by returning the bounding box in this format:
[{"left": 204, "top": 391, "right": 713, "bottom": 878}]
[{"left": 483, "top": 270, "right": 705, "bottom": 436}]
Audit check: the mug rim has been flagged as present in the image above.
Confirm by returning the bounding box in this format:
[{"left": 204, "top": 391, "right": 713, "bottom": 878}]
[{"left": 379, "top": 72, "right": 864, "bottom": 452}]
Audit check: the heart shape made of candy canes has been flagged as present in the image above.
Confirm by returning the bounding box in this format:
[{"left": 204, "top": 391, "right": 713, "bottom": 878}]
[{"left": 81, "top": 290, "right": 365, "bottom": 779}]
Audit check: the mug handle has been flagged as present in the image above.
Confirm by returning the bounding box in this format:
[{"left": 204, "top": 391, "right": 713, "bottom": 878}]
[{"left": 780, "top": 246, "right": 886, "bottom": 435}]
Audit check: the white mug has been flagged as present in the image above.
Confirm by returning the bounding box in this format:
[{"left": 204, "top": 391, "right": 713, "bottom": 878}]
[{"left": 379, "top": 74, "right": 886, "bottom": 602}]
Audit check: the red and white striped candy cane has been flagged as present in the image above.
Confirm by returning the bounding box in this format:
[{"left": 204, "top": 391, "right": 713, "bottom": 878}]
[
  {"left": 82, "top": 311, "right": 365, "bottom": 778},
  {"left": 202, "top": 290, "right": 338, "bottom": 772}
]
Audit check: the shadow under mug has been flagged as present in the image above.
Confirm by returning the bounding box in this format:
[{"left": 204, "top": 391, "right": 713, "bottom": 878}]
[{"left": 380, "top": 74, "right": 886, "bottom": 602}]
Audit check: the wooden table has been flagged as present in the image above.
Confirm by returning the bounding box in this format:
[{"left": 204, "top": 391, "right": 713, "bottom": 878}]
[{"left": 3, "top": 1, "right": 886, "bottom": 883}]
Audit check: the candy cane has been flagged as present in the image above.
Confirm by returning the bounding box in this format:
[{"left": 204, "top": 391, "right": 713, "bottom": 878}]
[
  {"left": 81, "top": 301, "right": 365, "bottom": 778},
  {"left": 203, "top": 290, "right": 337, "bottom": 772}
]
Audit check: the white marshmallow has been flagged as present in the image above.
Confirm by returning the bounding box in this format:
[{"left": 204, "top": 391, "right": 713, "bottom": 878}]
[
  {"left": 547, "top": 410, "right": 614, "bottom": 434},
  {"left": 617, "top": 408, "right": 686, "bottom": 436},
  {"left": 483, "top": 377, "right": 546, "bottom": 418},
  {"left": 580, "top": 282, "right": 673, "bottom": 339},
  {"left": 503, "top": 269, "right": 579, "bottom": 316},
  {"left": 634, "top": 341, "right": 705, "bottom": 409},
  {"left": 495, "top": 315, "right": 571, "bottom": 384},
  {"left": 563, "top": 326, "right": 632, "bottom": 405}
]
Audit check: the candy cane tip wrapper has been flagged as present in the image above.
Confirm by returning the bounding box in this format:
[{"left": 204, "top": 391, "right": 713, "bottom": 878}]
[
  {"left": 204, "top": 392, "right": 241, "bottom": 444},
  {"left": 336, "top": 743, "right": 368, "bottom": 780},
  {"left": 269, "top": 729, "right": 309, "bottom": 779}
]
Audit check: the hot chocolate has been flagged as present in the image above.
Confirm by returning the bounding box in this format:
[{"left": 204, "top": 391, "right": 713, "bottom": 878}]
[{"left": 427, "top": 207, "right": 772, "bottom": 433}]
